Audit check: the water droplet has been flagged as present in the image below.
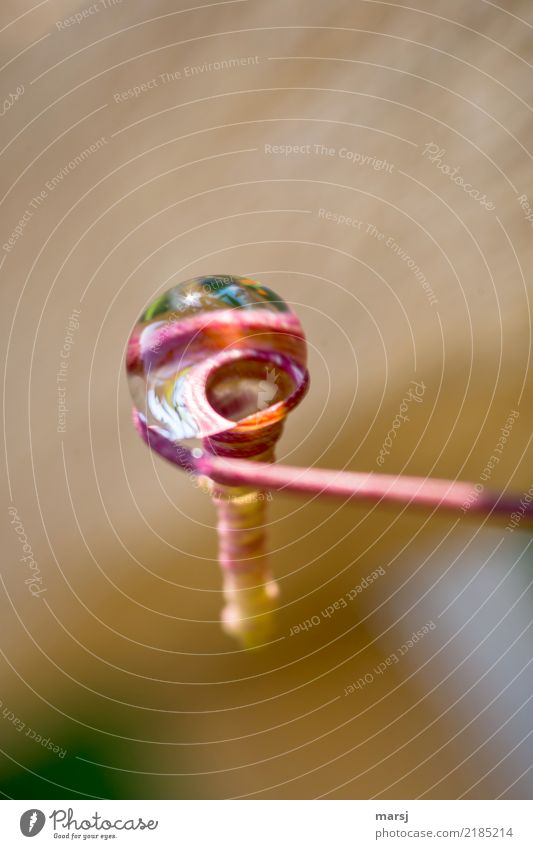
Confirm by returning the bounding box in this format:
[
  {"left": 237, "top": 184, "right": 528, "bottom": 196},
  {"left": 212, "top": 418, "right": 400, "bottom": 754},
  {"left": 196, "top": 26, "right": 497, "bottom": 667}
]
[{"left": 126, "top": 275, "right": 307, "bottom": 459}]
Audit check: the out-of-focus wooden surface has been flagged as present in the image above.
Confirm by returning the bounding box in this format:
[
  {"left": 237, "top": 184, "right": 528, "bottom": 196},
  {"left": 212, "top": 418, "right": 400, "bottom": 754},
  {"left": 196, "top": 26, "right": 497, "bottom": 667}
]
[{"left": 1, "top": 0, "right": 533, "bottom": 799}]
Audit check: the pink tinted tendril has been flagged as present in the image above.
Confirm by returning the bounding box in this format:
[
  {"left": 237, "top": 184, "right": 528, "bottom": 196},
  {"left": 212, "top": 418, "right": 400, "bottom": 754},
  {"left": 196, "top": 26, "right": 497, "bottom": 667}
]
[{"left": 127, "top": 275, "right": 532, "bottom": 647}]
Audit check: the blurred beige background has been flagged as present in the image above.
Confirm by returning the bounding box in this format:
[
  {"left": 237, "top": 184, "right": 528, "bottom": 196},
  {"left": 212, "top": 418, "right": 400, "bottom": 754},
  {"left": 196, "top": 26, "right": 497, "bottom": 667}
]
[{"left": 1, "top": 0, "right": 533, "bottom": 799}]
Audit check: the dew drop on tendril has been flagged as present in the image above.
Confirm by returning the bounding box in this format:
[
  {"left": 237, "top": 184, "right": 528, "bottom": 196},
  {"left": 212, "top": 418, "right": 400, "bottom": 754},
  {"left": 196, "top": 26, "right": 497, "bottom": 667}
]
[
  {"left": 126, "top": 274, "right": 309, "bottom": 466},
  {"left": 126, "top": 275, "right": 310, "bottom": 646}
]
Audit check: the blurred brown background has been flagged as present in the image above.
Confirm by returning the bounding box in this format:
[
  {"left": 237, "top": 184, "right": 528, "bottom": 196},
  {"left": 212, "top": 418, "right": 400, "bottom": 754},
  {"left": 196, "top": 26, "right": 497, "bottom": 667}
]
[{"left": 1, "top": 0, "right": 533, "bottom": 799}]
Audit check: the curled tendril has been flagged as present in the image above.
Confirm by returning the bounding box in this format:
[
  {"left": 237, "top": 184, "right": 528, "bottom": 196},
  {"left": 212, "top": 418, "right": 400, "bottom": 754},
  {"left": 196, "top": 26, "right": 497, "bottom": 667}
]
[{"left": 128, "top": 275, "right": 533, "bottom": 646}]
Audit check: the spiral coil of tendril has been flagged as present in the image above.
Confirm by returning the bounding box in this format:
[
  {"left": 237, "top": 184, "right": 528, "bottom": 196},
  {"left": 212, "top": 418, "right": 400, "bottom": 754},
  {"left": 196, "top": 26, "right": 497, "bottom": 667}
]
[
  {"left": 128, "top": 275, "right": 533, "bottom": 647},
  {"left": 127, "top": 275, "right": 309, "bottom": 646}
]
